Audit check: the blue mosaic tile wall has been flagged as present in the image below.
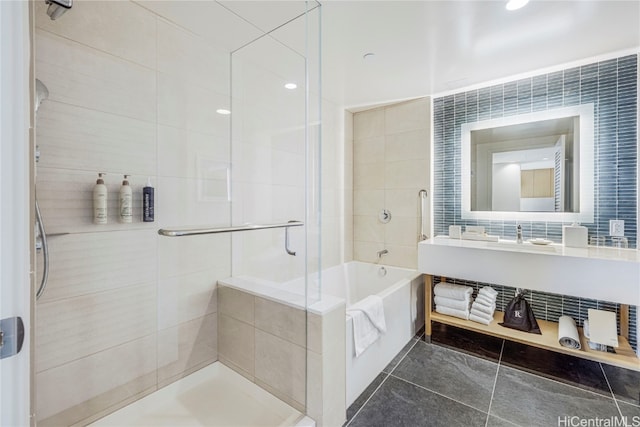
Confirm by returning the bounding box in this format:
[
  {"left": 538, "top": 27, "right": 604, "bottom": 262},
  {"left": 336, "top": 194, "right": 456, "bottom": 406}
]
[
  {"left": 432, "top": 55, "right": 638, "bottom": 352},
  {"left": 433, "top": 277, "right": 637, "bottom": 352},
  {"left": 433, "top": 54, "right": 638, "bottom": 248}
]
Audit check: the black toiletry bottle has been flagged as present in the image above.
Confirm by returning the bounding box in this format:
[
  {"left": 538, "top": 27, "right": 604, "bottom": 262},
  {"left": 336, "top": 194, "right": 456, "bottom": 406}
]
[{"left": 143, "top": 177, "right": 154, "bottom": 222}]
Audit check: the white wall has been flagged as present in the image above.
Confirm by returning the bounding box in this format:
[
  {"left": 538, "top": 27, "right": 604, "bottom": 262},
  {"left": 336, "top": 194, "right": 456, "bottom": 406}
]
[{"left": 491, "top": 163, "right": 521, "bottom": 211}]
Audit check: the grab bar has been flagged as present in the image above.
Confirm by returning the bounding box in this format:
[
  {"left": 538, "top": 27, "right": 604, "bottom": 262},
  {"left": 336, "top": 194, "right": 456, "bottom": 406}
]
[
  {"left": 158, "top": 220, "right": 304, "bottom": 237},
  {"left": 419, "top": 189, "right": 428, "bottom": 241},
  {"left": 285, "top": 220, "right": 297, "bottom": 256}
]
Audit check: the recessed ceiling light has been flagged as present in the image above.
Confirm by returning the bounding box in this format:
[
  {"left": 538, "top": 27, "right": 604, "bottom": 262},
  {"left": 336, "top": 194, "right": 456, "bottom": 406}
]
[
  {"left": 363, "top": 52, "right": 375, "bottom": 60},
  {"left": 284, "top": 83, "right": 297, "bottom": 90},
  {"left": 216, "top": 109, "right": 231, "bottom": 115},
  {"left": 506, "top": 0, "right": 529, "bottom": 11}
]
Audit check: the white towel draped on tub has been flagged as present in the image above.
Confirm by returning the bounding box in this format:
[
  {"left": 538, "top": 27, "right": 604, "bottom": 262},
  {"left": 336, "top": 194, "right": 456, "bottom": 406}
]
[{"left": 347, "top": 295, "right": 387, "bottom": 357}]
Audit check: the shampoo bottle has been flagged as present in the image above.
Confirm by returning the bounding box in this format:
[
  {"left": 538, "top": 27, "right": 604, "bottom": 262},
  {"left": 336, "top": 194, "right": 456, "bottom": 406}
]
[
  {"left": 119, "top": 174, "right": 132, "bottom": 223},
  {"left": 93, "top": 172, "right": 107, "bottom": 224},
  {"left": 143, "top": 177, "right": 154, "bottom": 222}
]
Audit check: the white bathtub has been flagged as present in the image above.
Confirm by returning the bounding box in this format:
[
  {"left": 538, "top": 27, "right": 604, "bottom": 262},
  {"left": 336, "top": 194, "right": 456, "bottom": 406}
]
[
  {"left": 219, "top": 261, "right": 424, "bottom": 410},
  {"left": 320, "top": 262, "right": 423, "bottom": 407}
]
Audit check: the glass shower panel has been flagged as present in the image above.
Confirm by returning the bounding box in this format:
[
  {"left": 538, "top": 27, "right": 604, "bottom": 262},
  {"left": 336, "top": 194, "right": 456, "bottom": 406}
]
[{"left": 230, "top": 3, "right": 321, "bottom": 303}]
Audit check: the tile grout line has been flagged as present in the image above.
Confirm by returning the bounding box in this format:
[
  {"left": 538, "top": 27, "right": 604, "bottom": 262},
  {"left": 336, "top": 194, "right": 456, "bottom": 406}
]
[
  {"left": 344, "top": 374, "right": 390, "bottom": 427},
  {"left": 485, "top": 339, "right": 505, "bottom": 427},
  {"left": 598, "top": 362, "right": 624, "bottom": 419},
  {"left": 387, "top": 372, "right": 490, "bottom": 416},
  {"left": 345, "top": 336, "right": 421, "bottom": 427},
  {"left": 344, "top": 338, "right": 424, "bottom": 427}
]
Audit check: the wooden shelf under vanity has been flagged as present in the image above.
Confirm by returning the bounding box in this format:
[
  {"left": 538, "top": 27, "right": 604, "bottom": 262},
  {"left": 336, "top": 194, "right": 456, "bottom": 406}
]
[
  {"left": 423, "top": 272, "right": 640, "bottom": 372},
  {"left": 430, "top": 310, "right": 640, "bottom": 371}
]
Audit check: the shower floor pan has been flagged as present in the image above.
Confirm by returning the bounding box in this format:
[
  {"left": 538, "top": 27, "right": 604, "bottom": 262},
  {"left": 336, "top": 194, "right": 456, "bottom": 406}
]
[{"left": 89, "top": 362, "right": 307, "bottom": 427}]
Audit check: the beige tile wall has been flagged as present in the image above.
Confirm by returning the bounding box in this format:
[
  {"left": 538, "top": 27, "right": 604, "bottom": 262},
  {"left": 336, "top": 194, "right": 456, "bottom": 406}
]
[
  {"left": 352, "top": 98, "right": 431, "bottom": 269},
  {"left": 34, "top": 2, "right": 230, "bottom": 425},
  {"left": 217, "top": 285, "right": 346, "bottom": 426}
]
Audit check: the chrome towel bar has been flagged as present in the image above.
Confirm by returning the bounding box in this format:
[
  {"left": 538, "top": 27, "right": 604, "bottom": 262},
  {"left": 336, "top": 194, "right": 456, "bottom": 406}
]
[{"left": 158, "top": 220, "right": 304, "bottom": 237}]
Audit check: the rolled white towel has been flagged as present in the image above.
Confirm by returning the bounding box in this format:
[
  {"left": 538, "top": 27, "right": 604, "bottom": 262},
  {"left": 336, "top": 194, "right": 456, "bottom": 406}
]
[
  {"left": 434, "top": 282, "right": 473, "bottom": 301},
  {"left": 475, "top": 294, "right": 496, "bottom": 307},
  {"left": 471, "top": 301, "right": 495, "bottom": 316},
  {"left": 435, "top": 305, "right": 469, "bottom": 320},
  {"left": 434, "top": 295, "right": 471, "bottom": 311},
  {"left": 469, "top": 312, "right": 494, "bottom": 325},
  {"left": 478, "top": 286, "right": 498, "bottom": 299},
  {"left": 469, "top": 308, "right": 493, "bottom": 322}
]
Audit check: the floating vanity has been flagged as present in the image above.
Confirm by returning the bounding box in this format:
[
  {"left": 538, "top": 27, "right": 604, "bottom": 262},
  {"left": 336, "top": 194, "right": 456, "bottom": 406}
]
[{"left": 418, "top": 236, "right": 640, "bottom": 370}]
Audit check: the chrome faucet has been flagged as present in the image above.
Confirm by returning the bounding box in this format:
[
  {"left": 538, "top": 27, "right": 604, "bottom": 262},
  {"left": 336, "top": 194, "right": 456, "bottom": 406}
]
[
  {"left": 516, "top": 224, "right": 523, "bottom": 244},
  {"left": 377, "top": 249, "right": 388, "bottom": 259}
]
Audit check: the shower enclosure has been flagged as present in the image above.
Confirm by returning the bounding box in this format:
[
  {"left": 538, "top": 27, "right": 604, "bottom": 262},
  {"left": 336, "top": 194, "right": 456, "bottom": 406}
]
[{"left": 31, "top": 1, "right": 322, "bottom": 425}]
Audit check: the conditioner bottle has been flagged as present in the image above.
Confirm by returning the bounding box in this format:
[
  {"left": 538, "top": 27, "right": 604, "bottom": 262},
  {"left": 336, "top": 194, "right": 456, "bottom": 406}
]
[
  {"left": 119, "top": 175, "right": 132, "bottom": 223},
  {"left": 93, "top": 172, "right": 107, "bottom": 224},
  {"left": 143, "top": 177, "right": 154, "bottom": 222}
]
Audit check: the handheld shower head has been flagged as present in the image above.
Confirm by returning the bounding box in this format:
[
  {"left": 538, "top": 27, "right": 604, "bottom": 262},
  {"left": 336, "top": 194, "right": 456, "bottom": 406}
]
[
  {"left": 35, "top": 79, "right": 49, "bottom": 114},
  {"left": 46, "top": 0, "right": 72, "bottom": 20}
]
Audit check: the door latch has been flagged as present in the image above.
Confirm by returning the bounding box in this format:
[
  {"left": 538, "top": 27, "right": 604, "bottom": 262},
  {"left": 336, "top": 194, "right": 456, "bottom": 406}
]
[{"left": 0, "top": 317, "right": 25, "bottom": 360}]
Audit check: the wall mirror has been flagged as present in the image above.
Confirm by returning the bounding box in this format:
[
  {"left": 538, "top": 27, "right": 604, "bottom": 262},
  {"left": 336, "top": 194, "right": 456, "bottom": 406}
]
[{"left": 461, "top": 104, "right": 594, "bottom": 222}]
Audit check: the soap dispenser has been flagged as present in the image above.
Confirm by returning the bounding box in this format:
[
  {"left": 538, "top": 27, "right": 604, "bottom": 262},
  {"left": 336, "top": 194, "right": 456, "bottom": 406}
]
[
  {"left": 93, "top": 173, "right": 107, "bottom": 224},
  {"left": 119, "top": 174, "right": 132, "bottom": 223}
]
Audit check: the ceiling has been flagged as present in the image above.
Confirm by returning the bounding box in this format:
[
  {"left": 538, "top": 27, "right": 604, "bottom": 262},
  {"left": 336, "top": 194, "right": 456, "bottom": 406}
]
[{"left": 140, "top": 1, "right": 640, "bottom": 111}]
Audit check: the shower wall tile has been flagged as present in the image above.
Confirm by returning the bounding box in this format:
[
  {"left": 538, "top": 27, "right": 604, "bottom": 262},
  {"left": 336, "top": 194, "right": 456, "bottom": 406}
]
[
  {"left": 157, "top": 313, "right": 218, "bottom": 386},
  {"left": 255, "top": 296, "right": 307, "bottom": 347},
  {"left": 157, "top": 73, "right": 230, "bottom": 134},
  {"left": 36, "top": 168, "right": 158, "bottom": 234},
  {"left": 353, "top": 107, "right": 385, "bottom": 140},
  {"left": 34, "top": 1, "right": 157, "bottom": 69},
  {"left": 353, "top": 241, "right": 386, "bottom": 264},
  {"left": 158, "top": 233, "right": 230, "bottom": 279},
  {"left": 354, "top": 190, "right": 385, "bottom": 216},
  {"left": 36, "top": 30, "right": 156, "bottom": 123},
  {"left": 354, "top": 136, "right": 385, "bottom": 164},
  {"left": 354, "top": 215, "right": 385, "bottom": 243},
  {"left": 36, "top": 334, "right": 157, "bottom": 423},
  {"left": 218, "top": 285, "right": 255, "bottom": 325},
  {"left": 157, "top": 269, "right": 219, "bottom": 330},
  {"left": 157, "top": 20, "right": 230, "bottom": 96},
  {"left": 36, "top": 230, "right": 157, "bottom": 303},
  {"left": 385, "top": 98, "right": 431, "bottom": 134},
  {"left": 254, "top": 329, "right": 307, "bottom": 407},
  {"left": 385, "top": 128, "right": 430, "bottom": 162},
  {"left": 156, "top": 175, "right": 231, "bottom": 227},
  {"left": 36, "top": 101, "right": 156, "bottom": 176},
  {"left": 217, "top": 314, "right": 255, "bottom": 377},
  {"left": 385, "top": 159, "right": 428, "bottom": 189},
  {"left": 354, "top": 161, "right": 386, "bottom": 190},
  {"left": 157, "top": 125, "right": 230, "bottom": 180},
  {"left": 36, "top": 283, "right": 157, "bottom": 373},
  {"left": 386, "top": 217, "right": 420, "bottom": 246}
]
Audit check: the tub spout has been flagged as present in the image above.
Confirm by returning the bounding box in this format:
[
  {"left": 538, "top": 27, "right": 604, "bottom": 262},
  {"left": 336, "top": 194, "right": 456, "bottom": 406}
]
[{"left": 377, "top": 249, "right": 388, "bottom": 259}]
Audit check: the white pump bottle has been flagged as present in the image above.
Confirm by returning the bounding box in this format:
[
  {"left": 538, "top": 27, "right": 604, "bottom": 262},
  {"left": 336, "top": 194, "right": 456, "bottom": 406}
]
[
  {"left": 93, "top": 173, "right": 107, "bottom": 224},
  {"left": 119, "top": 175, "right": 133, "bottom": 223}
]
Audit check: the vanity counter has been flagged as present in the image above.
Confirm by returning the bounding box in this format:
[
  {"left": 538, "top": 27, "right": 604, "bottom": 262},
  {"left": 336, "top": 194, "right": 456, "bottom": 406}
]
[{"left": 418, "top": 236, "right": 640, "bottom": 305}]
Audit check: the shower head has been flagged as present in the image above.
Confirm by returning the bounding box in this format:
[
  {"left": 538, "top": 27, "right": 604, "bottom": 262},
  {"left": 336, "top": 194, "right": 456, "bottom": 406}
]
[
  {"left": 35, "top": 79, "right": 49, "bottom": 114},
  {"left": 45, "top": 0, "right": 72, "bottom": 20}
]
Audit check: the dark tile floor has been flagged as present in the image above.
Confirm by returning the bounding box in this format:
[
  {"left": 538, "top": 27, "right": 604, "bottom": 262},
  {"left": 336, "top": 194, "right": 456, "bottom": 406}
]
[{"left": 345, "top": 323, "right": 640, "bottom": 427}]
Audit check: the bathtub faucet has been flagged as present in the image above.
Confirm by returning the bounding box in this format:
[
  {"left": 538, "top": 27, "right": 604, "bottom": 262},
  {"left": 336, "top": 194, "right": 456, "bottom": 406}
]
[{"left": 377, "top": 249, "right": 388, "bottom": 260}]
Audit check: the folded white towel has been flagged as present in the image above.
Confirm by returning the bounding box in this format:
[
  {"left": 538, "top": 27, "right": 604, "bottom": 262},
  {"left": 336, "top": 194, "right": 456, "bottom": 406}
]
[
  {"left": 469, "top": 308, "right": 493, "bottom": 322},
  {"left": 469, "top": 312, "right": 494, "bottom": 325},
  {"left": 475, "top": 294, "right": 496, "bottom": 306},
  {"left": 471, "top": 301, "right": 496, "bottom": 316},
  {"left": 434, "top": 283, "right": 473, "bottom": 301},
  {"left": 347, "top": 295, "right": 386, "bottom": 357},
  {"left": 435, "top": 305, "right": 469, "bottom": 320},
  {"left": 434, "top": 295, "right": 471, "bottom": 311},
  {"left": 478, "top": 286, "right": 498, "bottom": 299}
]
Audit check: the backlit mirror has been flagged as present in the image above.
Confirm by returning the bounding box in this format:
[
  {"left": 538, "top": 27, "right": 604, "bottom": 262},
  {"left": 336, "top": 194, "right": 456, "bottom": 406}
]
[{"left": 461, "top": 104, "right": 594, "bottom": 222}]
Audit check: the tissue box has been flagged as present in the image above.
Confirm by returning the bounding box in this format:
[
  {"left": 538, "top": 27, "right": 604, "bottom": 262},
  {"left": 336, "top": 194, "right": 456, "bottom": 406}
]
[{"left": 562, "top": 224, "right": 588, "bottom": 248}]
